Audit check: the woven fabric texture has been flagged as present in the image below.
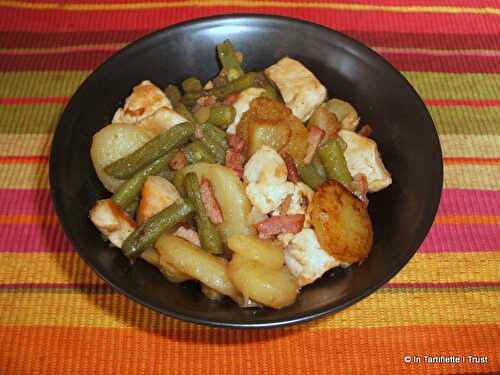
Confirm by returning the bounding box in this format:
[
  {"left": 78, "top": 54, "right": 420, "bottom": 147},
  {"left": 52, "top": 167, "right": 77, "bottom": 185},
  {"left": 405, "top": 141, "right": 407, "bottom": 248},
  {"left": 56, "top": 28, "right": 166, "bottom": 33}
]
[{"left": 0, "top": 1, "right": 499, "bottom": 374}]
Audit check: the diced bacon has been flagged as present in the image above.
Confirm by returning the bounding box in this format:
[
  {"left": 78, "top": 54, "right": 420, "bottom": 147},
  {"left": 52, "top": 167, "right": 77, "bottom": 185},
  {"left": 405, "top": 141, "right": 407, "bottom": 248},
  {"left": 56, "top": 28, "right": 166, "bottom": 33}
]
[
  {"left": 223, "top": 93, "right": 239, "bottom": 106},
  {"left": 277, "top": 195, "right": 292, "bottom": 216},
  {"left": 174, "top": 226, "right": 201, "bottom": 246},
  {"left": 225, "top": 149, "right": 244, "bottom": 177},
  {"left": 358, "top": 124, "right": 373, "bottom": 137},
  {"left": 169, "top": 150, "right": 187, "bottom": 171},
  {"left": 196, "top": 95, "right": 217, "bottom": 107},
  {"left": 200, "top": 178, "right": 224, "bottom": 224},
  {"left": 350, "top": 173, "right": 369, "bottom": 205},
  {"left": 304, "top": 126, "right": 325, "bottom": 164},
  {"left": 256, "top": 214, "right": 305, "bottom": 240},
  {"left": 228, "top": 134, "right": 245, "bottom": 153},
  {"left": 281, "top": 152, "right": 300, "bottom": 183}
]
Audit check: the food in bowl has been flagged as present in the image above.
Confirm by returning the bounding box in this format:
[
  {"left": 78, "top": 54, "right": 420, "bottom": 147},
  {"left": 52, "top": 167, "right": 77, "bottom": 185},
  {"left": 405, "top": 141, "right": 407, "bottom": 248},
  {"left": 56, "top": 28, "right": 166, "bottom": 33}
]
[{"left": 89, "top": 39, "right": 392, "bottom": 309}]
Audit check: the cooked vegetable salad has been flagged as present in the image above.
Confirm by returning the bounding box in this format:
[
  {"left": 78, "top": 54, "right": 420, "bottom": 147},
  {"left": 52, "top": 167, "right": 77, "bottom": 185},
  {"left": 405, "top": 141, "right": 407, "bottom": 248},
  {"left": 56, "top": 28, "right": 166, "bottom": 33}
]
[{"left": 89, "top": 40, "right": 392, "bottom": 309}]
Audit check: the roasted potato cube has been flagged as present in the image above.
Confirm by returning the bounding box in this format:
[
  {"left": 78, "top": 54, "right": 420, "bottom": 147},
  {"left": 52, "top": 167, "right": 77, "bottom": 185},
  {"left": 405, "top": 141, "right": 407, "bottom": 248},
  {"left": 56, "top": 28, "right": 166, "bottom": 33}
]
[
  {"left": 228, "top": 235, "right": 285, "bottom": 270},
  {"left": 247, "top": 122, "right": 290, "bottom": 157}
]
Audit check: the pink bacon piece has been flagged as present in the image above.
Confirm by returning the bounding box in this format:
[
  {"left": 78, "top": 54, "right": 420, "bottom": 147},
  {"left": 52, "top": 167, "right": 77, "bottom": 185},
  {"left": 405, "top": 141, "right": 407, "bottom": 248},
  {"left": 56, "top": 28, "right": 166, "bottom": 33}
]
[
  {"left": 200, "top": 178, "right": 224, "bottom": 225},
  {"left": 304, "top": 126, "right": 325, "bottom": 164},
  {"left": 256, "top": 214, "right": 305, "bottom": 240}
]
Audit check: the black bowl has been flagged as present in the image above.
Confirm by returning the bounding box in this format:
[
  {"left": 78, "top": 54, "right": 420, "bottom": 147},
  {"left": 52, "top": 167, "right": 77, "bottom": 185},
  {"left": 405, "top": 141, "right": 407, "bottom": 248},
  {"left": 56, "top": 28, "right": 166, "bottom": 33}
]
[{"left": 50, "top": 14, "right": 442, "bottom": 328}]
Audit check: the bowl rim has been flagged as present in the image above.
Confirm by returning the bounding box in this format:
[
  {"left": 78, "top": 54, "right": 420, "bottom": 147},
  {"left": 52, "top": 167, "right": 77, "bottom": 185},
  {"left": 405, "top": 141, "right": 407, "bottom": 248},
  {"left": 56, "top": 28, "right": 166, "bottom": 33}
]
[{"left": 50, "top": 13, "right": 443, "bottom": 329}]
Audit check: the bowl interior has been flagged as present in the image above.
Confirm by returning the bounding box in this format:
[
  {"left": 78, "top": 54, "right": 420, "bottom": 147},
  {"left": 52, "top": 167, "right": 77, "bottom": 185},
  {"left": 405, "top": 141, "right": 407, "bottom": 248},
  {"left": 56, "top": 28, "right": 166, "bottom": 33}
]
[{"left": 50, "top": 15, "right": 442, "bottom": 328}]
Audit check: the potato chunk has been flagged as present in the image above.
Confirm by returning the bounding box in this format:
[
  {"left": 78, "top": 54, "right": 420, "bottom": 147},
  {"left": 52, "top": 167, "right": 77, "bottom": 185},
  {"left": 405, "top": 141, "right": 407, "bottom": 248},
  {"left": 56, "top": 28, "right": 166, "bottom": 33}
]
[
  {"left": 228, "top": 254, "right": 298, "bottom": 309},
  {"left": 309, "top": 180, "right": 373, "bottom": 263},
  {"left": 228, "top": 235, "right": 285, "bottom": 270},
  {"left": 90, "top": 123, "right": 152, "bottom": 192}
]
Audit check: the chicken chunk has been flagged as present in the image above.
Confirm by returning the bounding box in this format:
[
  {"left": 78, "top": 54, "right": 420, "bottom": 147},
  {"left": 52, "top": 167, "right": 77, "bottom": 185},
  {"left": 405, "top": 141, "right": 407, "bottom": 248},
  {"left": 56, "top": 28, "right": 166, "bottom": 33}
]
[
  {"left": 284, "top": 228, "right": 341, "bottom": 286},
  {"left": 244, "top": 146, "right": 294, "bottom": 214},
  {"left": 89, "top": 199, "right": 136, "bottom": 248},
  {"left": 271, "top": 182, "right": 314, "bottom": 229},
  {"left": 265, "top": 57, "right": 327, "bottom": 121},
  {"left": 339, "top": 130, "right": 392, "bottom": 192},
  {"left": 135, "top": 107, "right": 187, "bottom": 136},
  {"left": 137, "top": 176, "right": 180, "bottom": 224},
  {"left": 112, "top": 80, "right": 172, "bottom": 124},
  {"left": 243, "top": 145, "right": 288, "bottom": 185},
  {"left": 226, "top": 87, "right": 266, "bottom": 134}
]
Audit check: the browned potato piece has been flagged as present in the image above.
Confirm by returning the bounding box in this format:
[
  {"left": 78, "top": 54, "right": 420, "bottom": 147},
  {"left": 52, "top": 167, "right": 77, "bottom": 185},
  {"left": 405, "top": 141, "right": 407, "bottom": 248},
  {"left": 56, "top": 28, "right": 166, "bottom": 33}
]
[
  {"left": 228, "top": 235, "right": 285, "bottom": 270},
  {"left": 281, "top": 118, "right": 309, "bottom": 168},
  {"left": 247, "top": 122, "right": 290, "bottom": 156},
  {"left": 310, "top": 180, "right": 373, "bottom": 263},
  {"left": 228, "top": 254, "right": 298, "bottom": 309},
  {"left": 307, "top": 105, "right": 341, "bottom": 141},
  {"left": 140, "top": 248, "right": 191, "bottom": 283},
  {"left": 237, "top": 97, "right": 307, "bottom": 161}
]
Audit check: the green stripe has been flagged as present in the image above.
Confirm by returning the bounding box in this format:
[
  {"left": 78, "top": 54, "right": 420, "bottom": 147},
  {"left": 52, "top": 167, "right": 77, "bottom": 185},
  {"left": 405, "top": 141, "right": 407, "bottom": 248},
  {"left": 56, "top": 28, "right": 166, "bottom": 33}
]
[
  {"left": 0, "top": 103, "right": 65, "bottom": 134},
  {"left": 0, "top": 71, "right": 89, "bottom": 98},
  {"left": 430, "top": 106, "right": 500, "bottom": 135},
  {"left": 404, "top": 72, "right": 500, "bottom": 100}
]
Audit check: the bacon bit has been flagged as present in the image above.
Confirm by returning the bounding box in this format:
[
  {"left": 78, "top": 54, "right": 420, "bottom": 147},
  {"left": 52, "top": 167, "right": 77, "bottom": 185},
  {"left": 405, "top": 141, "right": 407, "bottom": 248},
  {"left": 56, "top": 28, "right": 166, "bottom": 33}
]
[
  {"left": 197, "top": 95, "right": 217, "bottom": 107},
  {"left": 225, "top": 149, "right": 244, "bottom": 177},
  {"left": 227, "top": 134, "right": 245, "bottom": 153},
  {"left": 358, "top": 124, "right": 373, "bottom": 137},
  {"left": 350, "top": 173, "right": 369, "bottom": 205},
  {"left": 281, "top": 152, "right": 300, "bottom": 183},
  {"left": 174, "top": 226, "right": 201, "bottom": 247},
  {"left": 277, "top": 195, "right": 292, "bottom": 216},
  {"left": 169, "top": 150, "right": 187, "bottom": 171},
  {"left": 124, "top": 107, "right": 145, "bottom": 117},
  {"left": 304, "top": 126, "right": 325, "bottom": 164},
  {"left": 256, "top": 214, "right": 305, "bottom": 240},
  {"left": 200, "top": 178, "right": 224, "bottom": 224},
  {"left": 223, "top": 93, "right": 239, "bottom": 106}
]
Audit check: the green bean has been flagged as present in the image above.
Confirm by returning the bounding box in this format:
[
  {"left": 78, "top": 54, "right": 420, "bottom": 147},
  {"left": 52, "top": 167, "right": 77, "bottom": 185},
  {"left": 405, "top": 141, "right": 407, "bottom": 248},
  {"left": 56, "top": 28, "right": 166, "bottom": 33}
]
[
  {"left": 262, "top": 82, "right": 281, "bottom": 102},
  {"left": 200, "top": 136, "right": 226, "bottom": 164},
  {"left": 208, "top": 72, "right": 257, "bottom": 98},
  {"left": 104, "top": 122, "right": 194, "bottom": 179},
  {"left": 122, "top": 199, "right": 194, "bottom": 260},
  {"left": 312, "top": 154, "right": 327, "bottom": 179},
  {"left": 216, "top": 39, "right": 244, "bottom": 81},
  {"left": 175, "top": 103, "right": 197, "bottom": 124},
  {"left": 193, "top": 106, "right": 210, "bottom": 124},
  {"left": 164, "top": 85, "right": 182, "bottom": 105},
  {"left": 171, "top": 171, "right": 186, "bottom": 197},
  {"left": 185, "top": 141, "right": 216, "bottom": 164},
  {"left": 181, "top": 91, "right": 202, "bottom": 107},
  {"left": 208, "top": 105, "right": 236, "bottom": 128},
  {"left": 299, "top": 163, "right": 326, "bottom": 190},
  {"left": 111, "top": 151, "right": 174, "bottom": 209},
  {"left": 182, "top": 77, "right": 203, "bottom": 93},
  {"left": 184, "top": 173, "right": 223, "bottom": 254},
  {"left": 199, "top": 122, "right": 229, "bottom": 150},
  {"left": 124, "top": 196, "right": 140, "bottom": 218},
  {"left": 318, "top": 139, "right": 352, "bottom": 186}
]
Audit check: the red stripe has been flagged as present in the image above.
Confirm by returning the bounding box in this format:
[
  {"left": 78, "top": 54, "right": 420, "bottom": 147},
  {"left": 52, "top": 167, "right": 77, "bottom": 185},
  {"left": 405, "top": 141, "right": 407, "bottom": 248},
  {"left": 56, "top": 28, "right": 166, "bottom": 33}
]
[
  {"left": 425, "top": 99, "right": 500, "bottom": 107},
  {"left": 2, "top": 47, "right": 498, "bottom": 74},
  {"left": 0, "top": 156, "right": 49, "bottom": 164},
  {"left": 1, "top": 8, "right": 499, "bottom": 34},
  {"left": 0, "top": 97, "right": 68, "bottom": 105},
  {"left": 3, "top": 30, "right": 500, "bottom": 50}
]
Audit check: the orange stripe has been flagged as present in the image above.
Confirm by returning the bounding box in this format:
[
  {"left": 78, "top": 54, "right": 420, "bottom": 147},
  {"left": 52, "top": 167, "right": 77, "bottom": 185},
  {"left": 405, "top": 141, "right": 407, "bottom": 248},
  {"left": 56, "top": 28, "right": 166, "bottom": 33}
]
[
  {"left": 444, "top": 157, "right": 500, "bottom": 165},
  {"left": 0, "top": 214, "right": 59, "bottom": 225},
  {"left": 0, "top": 325, "right": 497, "bottom": 374},
  {"left": 435, "top": 215, "right": 500, "bottom": 225}
]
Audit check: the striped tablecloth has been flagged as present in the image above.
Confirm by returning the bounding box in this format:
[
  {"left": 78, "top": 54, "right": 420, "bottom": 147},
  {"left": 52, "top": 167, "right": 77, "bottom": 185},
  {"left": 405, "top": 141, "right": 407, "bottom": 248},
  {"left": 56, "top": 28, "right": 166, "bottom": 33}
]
[{"left": 1, "top": 1, "right": 499, "bottom": 374}]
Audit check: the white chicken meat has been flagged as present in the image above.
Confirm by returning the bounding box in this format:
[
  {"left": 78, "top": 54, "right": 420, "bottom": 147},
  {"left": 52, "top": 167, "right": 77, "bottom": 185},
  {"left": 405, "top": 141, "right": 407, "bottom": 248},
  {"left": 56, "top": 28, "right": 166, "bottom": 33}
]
[
  {"left": 265, "top": 57, "right": 327, "bottom": 121},
  {"left": 226, "top": 87, "right": 266, "bottom": 134},
  {"left": 89, "top": 199, "right": 136, "bottom": 248}
]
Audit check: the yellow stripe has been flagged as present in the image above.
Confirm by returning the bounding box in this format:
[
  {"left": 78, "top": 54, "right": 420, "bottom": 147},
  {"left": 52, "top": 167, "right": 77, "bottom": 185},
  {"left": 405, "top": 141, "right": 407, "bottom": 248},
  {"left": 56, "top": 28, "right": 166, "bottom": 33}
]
[
  {"left": 0, "top": 134, "right": 52, "bottom": 157},
  {"left": 1, "top": 252, "right": 497, "bottom": 288},
  {"left": 1, "top": 0, "right": 500, "bottom": 15},
  {"left": 0, "top": 286, "right": 497, "bottom": 328},
  {"left": 444, "top": 164, "right": 500, "bottom": 191},
  {"left": 440, "top": 134, "right": 500, "bottom": 158},
  {"left": 0, "top": 163, "right": 48, "bottom": 189}
]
